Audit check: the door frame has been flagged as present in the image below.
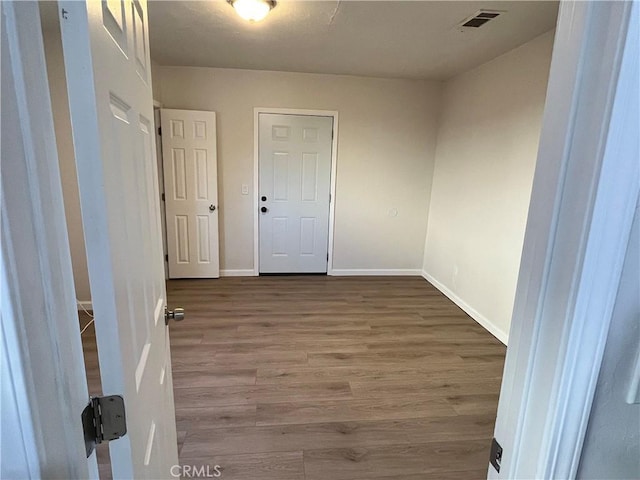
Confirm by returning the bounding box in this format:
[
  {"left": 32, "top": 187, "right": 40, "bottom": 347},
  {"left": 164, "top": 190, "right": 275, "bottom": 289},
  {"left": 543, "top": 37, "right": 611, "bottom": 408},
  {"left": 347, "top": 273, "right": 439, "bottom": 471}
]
[
  {"left": 152, "top": 102, "right": 170, "bottom": 280},
  {"left": 253, "top": 107, "right": 339, "bottom": 276},
  {"left": 1, "top": 1, "right": 97, "bottom": 477},
  {"left": 4, "top": 0, "right": 636, "bottom": 476},
  {"left": 491, "top": 1, "right": 638, "bottom": 478}
]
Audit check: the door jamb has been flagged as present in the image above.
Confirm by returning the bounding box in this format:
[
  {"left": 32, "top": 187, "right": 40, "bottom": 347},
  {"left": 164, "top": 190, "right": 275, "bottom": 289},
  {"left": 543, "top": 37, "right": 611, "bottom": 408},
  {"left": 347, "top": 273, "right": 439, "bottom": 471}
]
[
  {"left": 253, "top": 107, "right": 339, "bottom": 276},
  {"left": 490, "top": 1, "right": 638, "bottom": 478},
  {"left": 1, "top": 2, "right": 96, "bottom": 477},
  {"left": 153, "top": 105, "right": 169, "bottom": 280}
]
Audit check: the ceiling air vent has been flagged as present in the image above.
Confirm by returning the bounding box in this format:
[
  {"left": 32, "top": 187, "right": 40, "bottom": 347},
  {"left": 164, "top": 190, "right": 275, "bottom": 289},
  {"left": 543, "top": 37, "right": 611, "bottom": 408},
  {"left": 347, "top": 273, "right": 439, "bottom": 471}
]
[{"left": 459, "top": 10, "right": 502, "bottom": 28}]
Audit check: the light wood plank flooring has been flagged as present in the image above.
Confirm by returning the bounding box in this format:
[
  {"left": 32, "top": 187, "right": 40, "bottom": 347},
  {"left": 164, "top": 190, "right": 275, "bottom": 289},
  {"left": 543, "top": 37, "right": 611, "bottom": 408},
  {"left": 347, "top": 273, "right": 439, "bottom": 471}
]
[{"left": 82, "top": 276, "right": 506, "bottom": 479}]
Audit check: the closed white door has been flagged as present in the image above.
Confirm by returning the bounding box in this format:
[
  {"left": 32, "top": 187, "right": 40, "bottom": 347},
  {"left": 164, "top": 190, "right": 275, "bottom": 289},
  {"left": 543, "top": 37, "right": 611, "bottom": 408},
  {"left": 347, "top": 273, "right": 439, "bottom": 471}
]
[
  {"left": 59, "top": 1, "right": 178, "bottom": 478},
  {"left": 161, "top": 109, "right": 220, "bottom": 278},
  {"left": 259, "top": 114, "right": 333, "bottom": 273}
]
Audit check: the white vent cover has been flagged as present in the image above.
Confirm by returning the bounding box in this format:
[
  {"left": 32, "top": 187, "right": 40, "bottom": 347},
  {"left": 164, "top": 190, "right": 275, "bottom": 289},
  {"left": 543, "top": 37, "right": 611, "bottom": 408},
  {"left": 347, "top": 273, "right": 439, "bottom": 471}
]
[{"left": 458, "top": 10, "right": 503, "bottom": 28}]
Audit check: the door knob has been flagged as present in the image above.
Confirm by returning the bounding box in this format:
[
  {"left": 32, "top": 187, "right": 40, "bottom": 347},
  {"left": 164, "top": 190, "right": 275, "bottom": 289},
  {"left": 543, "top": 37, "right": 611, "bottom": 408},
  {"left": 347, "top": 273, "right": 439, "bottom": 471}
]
[
  {"left": 165, "top": 307, "right": 185, "bottom": 325},
  {"left": 209, "top": 205, "right": 216, "bottom": 212},
  {"left": 261, "top": 196, "right": 267, "bottom": 201},
  {"left": 261, "top": 206, "right": 268, "bottom": 213}
]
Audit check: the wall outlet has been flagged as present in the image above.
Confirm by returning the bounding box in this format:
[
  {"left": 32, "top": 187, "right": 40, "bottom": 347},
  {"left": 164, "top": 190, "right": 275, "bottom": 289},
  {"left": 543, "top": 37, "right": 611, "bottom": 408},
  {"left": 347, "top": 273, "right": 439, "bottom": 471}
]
[{"left": 241, "top": 184, "right": 249, "bottom": 195}]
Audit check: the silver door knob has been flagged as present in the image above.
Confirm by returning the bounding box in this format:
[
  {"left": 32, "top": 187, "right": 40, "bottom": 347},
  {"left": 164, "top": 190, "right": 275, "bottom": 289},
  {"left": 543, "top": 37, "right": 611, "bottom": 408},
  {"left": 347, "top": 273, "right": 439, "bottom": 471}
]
[
  {"left": 165, "top": 307, "right": 185, "bottom": 325},
  {"left": 209, "top": 205, "right": 216, "bottom": 212}
]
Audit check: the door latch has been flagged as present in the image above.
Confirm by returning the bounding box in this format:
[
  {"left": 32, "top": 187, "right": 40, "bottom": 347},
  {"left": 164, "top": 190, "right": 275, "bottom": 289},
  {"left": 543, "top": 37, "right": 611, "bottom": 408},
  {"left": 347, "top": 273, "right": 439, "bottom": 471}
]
[
  {"left": 81, "top": 395, "right": 127, "bottom": 457},
  {"left": 489, "top": 437, "right": 503, "bottom": 472}
]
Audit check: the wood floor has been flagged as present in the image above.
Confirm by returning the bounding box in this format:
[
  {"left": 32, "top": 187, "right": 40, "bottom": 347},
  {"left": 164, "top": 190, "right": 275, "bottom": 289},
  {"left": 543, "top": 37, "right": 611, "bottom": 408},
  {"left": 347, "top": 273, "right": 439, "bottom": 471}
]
[{"left": 82, "top": 276, "right": 506, "bottom": 479}]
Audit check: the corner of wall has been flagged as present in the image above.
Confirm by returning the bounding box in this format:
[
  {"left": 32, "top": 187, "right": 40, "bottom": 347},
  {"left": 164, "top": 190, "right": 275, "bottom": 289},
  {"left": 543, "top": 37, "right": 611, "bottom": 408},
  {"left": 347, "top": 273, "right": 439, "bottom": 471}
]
[
  {"left": 420, "top": 270, "right": 509, "bottom": 345},
  {"left": 419, "top": 31, "right": 554, "bottom": 347},
  {"left": 419, "top": 79, "right": 446, "bottom": 268}
]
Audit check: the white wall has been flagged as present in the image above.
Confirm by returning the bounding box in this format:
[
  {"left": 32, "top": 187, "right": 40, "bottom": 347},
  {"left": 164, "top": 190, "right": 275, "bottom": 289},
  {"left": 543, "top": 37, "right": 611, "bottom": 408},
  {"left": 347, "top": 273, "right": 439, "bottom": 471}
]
[
  {"left": 151, "top": 60, "right": 163, "bottom": 103},
  {"left": 422, "top": 31, "right": 555, "bottom": 343},
  {"left": 577, "top": 202, "right": 640, "bottom": 479},
  {"left": 157, "top": 67, "right": 441, "bottom": 273},
  {"left": 41, "top": 16, "right": 91, "bottom": 303}
]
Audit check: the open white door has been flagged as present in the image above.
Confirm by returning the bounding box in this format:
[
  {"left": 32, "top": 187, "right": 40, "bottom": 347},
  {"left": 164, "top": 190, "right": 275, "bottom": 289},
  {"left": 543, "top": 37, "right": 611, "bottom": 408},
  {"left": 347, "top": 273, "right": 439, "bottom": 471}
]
[
  {"left": 161, "top": 109, "right": 220, "bottom": 279},
  {"left": 59, "top": 0, "right": 179, "bottom": 478}
]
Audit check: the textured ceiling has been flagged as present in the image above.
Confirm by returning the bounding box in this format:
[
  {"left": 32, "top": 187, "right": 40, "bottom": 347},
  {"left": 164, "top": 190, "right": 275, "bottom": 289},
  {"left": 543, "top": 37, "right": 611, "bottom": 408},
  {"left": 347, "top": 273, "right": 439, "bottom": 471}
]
[{"left": 148, "top": 0, "right": 558, "bottom": 80}]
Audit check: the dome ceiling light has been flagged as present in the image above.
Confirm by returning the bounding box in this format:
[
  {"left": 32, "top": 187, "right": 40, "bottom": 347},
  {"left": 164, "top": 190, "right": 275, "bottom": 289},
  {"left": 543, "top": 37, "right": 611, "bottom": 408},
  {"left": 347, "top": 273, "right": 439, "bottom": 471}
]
[{"left": 227, "top": 0, "right": 277, "bottom": 22}]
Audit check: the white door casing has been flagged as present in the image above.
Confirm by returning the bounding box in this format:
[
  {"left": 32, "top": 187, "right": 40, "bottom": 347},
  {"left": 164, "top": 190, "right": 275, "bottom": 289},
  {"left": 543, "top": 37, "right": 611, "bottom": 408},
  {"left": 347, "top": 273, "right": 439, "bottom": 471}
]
[
  {"left": 1, "top": 2, "right": 96, "bottom": 477},
  {"left": 490, "top": 1, "right": 638, "bottom": 479},
  {"left": 258, "top": 114, "right": 333, "bottom": 273},
  {"left": 154, "top": 107, "right": 169, "bottom": 280},
  {"left": 161, "top": 109, "right": 220, "bottom": 279},
  {"left": 59, "top": 1, "right": 179, "bottom": 478}
]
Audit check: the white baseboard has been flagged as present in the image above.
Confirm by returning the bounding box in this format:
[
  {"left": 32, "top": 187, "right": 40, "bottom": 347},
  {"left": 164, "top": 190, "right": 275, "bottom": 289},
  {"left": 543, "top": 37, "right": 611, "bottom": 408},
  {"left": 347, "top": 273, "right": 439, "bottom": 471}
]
[
  {"left": 77, "top": 301, "right": 92, "bottom": 311},
  {"left": 330, "top": 269, "right": 422, "bottom": 276},
  {"left": 220, "top": 269, "right": 257, "bottom": 277},
  {"left": 221, "top": 269, "right": 421, "bottom": 277},
  {"left": 421, "top": 270, "right": 509, "bottom": 345}
]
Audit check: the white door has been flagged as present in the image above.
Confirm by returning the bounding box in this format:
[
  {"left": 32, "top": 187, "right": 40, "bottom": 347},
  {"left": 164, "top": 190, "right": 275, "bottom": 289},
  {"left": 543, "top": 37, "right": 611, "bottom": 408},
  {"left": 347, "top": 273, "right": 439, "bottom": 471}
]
[
  {"left": 259, "top": 114, "right": 333, "bottom": 273},
  {"left": 59, "top": 1, "right": 179, "bottom": 478},
  {"left": 161, "top": 109, "right": 220, "bottom": 278}
]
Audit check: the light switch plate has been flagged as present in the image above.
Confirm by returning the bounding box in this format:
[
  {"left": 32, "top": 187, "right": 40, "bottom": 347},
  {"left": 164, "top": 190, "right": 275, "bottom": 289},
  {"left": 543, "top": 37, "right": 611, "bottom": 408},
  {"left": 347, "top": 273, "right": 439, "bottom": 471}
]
[{"left": 241, "top": 184, "right": 249, "bottom": 195}]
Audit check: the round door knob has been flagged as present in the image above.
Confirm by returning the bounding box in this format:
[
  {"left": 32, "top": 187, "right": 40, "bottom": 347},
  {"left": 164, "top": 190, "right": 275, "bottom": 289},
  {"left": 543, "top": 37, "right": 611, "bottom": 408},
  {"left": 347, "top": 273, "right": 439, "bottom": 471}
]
[
  {"left": 165, "top": 307, "right": 185, "bottom": 325},
  {"left": 172, "top": 307, "right": 185, "bottom": 321},
  {"left": 209, "top": 205, "right": 216, "bottom": 212},
  {"left": 261, "top": 196, "right": 267, "bottom": 201},
  {"left": 261, "top": 206, "right": 268, "bottom": 213}
]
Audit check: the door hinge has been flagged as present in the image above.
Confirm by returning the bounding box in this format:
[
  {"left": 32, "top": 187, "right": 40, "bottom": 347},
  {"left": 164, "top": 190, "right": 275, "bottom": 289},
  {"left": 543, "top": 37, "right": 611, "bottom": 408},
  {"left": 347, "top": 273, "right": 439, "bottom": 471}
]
[
  {"left": 81, "top": 395, "right": 127, "bottom": 457},
  {"left": 165, "top": 254, "right": 169, "bottom": 262},
  {"left": 161, "top": 193, "right": 165, "bottom": 201},
  {"left": 329, "top": 193, "right": 332, "bottom": 203},
  {"left": 157, "top": 126, "right": 162, "bottom": 136}
]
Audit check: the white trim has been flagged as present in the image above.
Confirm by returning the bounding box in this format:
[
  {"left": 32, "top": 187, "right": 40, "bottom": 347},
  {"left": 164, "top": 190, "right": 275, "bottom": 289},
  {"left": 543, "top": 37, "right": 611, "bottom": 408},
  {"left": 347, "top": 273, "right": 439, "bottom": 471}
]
[
  {"left": 253, "top": 107, "right": 339, "bottom": 276},
  {"left": 491, "top": 2, "right": 638, "bottom": 479},
  {"left": 77, "top": 301, "right": 93, "bottom": 311},
  {"left": 421, "top": 271, "right": 508, "bottom": 345},
  {"left": 153, "top": 108, "right": 169, "bottom": 280},
  {"left": 331, "top": 269, "right": 421, "bottom": 277},
  {"left": 1, "top": 2, "right": 96, "bottom": 476},
  {"left": 220, "top": 269, "right": 256, "bottom": 277},
  {"left": 253, "top": 110, "right": 259, "bottom": 276}
]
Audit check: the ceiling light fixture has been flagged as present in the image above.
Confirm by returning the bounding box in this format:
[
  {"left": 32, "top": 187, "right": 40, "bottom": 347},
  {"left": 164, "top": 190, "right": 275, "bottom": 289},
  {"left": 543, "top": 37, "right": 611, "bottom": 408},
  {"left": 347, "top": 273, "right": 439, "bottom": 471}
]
[{"left": 227, "top": 0, "right": 276, "bottom": 22}]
